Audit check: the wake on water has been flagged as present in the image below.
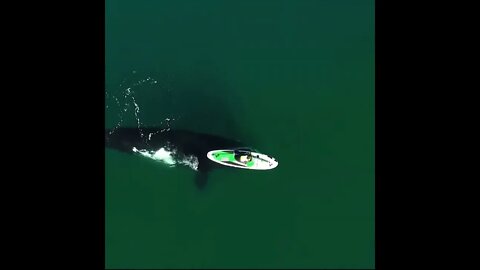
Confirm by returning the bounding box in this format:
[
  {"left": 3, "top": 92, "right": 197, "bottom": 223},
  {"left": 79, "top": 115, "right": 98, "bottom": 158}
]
[
  {"left": 105, "top": 72, "right": 199, "bottom": 171},
  {"left": 132, "top": 147, "right": 199, "bottom": 171}
]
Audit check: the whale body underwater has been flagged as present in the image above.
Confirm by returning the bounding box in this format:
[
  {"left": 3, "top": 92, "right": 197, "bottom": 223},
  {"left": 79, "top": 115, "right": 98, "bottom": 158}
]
[{"left": 105, "top": 127, "right": 246, "bottom": 189}]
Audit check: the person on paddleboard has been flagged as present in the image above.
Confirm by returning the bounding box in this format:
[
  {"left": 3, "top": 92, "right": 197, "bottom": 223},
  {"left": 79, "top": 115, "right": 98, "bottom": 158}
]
[
  {"left": 234, "top": 150, "right": 252, "bottom": 164},
  {"left": 207, "top": 148, "right": 278, "bottom": 170}
]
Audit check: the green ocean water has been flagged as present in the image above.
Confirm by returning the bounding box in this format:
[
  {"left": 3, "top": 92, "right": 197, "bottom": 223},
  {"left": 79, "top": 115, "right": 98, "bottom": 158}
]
[{"left": 105, "top": 0, "right": 374, "bottom": 268}]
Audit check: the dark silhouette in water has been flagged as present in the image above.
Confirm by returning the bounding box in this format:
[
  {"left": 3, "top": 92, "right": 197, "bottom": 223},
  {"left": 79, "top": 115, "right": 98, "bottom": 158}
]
[{"left": 105, "top": 127, "right": 245, "bottom": 189}]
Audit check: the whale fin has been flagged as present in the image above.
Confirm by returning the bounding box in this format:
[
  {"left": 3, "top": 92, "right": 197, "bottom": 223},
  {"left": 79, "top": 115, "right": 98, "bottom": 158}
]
[{"left": 195, "top": 170, "right": 208, "bottom": 189}]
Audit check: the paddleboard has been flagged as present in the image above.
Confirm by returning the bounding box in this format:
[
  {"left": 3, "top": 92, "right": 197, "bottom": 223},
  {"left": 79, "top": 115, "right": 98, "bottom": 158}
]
[{"left": 207, "top": 148, "right": 278, "bottom": 170}]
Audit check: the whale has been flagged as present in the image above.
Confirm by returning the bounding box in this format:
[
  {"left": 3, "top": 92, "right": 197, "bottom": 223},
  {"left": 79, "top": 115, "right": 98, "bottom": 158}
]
[{"left": 105, "top": 127, "right": 246, "bottom": 189}]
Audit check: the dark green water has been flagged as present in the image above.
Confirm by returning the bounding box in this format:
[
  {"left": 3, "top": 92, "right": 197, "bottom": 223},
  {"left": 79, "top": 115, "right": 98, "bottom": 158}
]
[{"left": 106, "top": 0, "right": 374, "bottom": 268}]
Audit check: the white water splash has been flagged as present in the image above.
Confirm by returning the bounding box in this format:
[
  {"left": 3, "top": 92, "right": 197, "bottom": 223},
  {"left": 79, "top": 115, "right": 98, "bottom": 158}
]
[
  {"left": 132, "top": 147, "right": 199, "bottom": 171},
  {"left": 132, "top": 147, "right": 176, "bottom": 167},
  {"left": 178, "top": 155, "right": 199, "bottom": 171}
]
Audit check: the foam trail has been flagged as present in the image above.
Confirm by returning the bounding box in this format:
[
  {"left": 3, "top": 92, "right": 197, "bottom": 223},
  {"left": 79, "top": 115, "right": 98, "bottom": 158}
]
[
  {"left": 132, "top": 147, "right": 176, "bottom": 167},
  {"left": 131, "top": 146, "right": 199, "bottom": 171}
]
